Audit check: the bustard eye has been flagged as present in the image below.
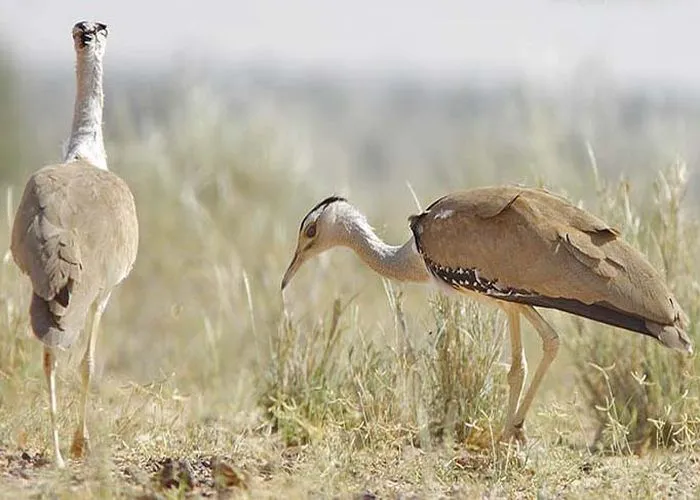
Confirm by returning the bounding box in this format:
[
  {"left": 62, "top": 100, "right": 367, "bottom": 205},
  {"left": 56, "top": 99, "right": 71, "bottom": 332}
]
[{"left": 305, "top": 224, "right": 317, "bottom": 238}]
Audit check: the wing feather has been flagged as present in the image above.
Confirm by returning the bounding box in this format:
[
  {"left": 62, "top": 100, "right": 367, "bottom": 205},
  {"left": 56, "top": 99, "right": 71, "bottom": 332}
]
[
  {"left": 410, "top": 186, "right": 677, "bottom": 326},
  {"left": 11, "top": 161, "right": 138, "bottom": 348}
]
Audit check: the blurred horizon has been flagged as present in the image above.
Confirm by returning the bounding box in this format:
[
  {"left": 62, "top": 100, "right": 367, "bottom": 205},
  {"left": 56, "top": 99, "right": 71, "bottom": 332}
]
[
  {"left": 2, "top": 0, "right": 700, "bottom": 87},
  {"left": 2, "top": 0, "right": 700, "bottom": 206}
]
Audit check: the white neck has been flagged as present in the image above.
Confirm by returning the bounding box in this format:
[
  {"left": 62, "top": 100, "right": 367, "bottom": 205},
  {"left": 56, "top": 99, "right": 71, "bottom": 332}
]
[
  {"left": 337, "top": 207, "right": 431, "bottom": 283},
  {"left": 64, "top": 50, "right": 107, "bottom": 170}
]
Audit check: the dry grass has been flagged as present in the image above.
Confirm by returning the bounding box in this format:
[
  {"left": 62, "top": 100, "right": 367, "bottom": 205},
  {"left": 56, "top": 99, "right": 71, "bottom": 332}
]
[
  {"left": 570, "top": 156, "right": 700, "bottom": 455},
  {"left": 0, "top": 82, "right": 699, "bottom": 498}
]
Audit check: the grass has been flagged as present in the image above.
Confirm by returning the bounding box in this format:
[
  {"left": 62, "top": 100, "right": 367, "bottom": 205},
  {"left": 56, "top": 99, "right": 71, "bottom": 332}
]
[
  {"left": 571, "top": 158, "right": 700, "bottom": 455},
  {"left": 0, "top": 81, "right": 699, "bottom": 498}
]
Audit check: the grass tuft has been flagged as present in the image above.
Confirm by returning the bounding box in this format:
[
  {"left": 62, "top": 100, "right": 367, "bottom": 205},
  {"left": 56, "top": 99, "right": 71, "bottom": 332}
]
[
  {"left": 572, "top": 160, "right": 700, "bottom": 454},
  {"left": 260, "top": 284, "right": 507, "bottom": 457}
]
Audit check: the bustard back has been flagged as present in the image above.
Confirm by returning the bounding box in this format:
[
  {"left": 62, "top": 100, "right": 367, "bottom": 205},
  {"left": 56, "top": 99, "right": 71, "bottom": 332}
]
[
  {"left": 10, "top": 21, "right": 139, "bottom": 468},
  {"left": 282, "top": 188, "right": 692, "bottom": 444}
]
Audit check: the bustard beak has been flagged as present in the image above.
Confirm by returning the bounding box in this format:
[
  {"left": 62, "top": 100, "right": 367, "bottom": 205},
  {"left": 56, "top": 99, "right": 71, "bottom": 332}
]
[{"left": 281, "top": 252, "right": 303, "bottom": 290}]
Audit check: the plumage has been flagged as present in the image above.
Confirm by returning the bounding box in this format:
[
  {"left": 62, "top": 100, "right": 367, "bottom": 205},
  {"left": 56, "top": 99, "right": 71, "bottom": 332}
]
[
  {"left": 283, "top": 186, "right": 693, "bottom": 445},
  {"left": 11, "top": 160, "right": 138, "bottom": 348},
  {"left": 409, "top": 187, "right": 690, "bottom": 352}
]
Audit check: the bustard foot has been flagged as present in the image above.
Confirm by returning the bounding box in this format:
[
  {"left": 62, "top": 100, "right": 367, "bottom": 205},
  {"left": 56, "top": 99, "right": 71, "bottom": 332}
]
[
  {"left": 70, "top": 428, "right": 90, "bottom": 459},
  {"left": 55, "top": 452, "right": 66, "bottom": 469},
  {"left": 498, "top": 422, "right": 527, "bottom": 446}
]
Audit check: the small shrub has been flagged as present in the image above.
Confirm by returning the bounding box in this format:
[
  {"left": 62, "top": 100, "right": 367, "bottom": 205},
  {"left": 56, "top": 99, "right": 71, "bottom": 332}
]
[
  {"left": 422, "top": 294, "right": 506, "bottom": 446},
  {"left": 260, "top": 299, "right": 355, "bottom": 446},
  {"left": 260, "top": 283, "right": 508, "bottom": 453}
]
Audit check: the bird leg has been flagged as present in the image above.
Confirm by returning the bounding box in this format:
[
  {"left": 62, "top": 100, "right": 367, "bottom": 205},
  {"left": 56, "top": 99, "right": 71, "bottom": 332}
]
[
  {"left": 499, "top": 308, "right": 527, "bottom": 444},
  {"left": 70, "top": 292, "right": 111, "bottom": 459},
  {"left": 43, "top": 346, "right": 65, "bottom": 468},
  {"left": 503, "top": 306, "right": 560, "bottom": 441}
]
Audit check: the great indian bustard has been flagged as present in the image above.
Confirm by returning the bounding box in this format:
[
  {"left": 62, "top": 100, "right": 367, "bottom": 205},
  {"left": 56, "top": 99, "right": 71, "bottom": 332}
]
[
  {"left": 281, "top": 188, "right": 693, "bottom": 444},
  {"left": 10, "top": 21, "right": 138, "bottom": 467}
]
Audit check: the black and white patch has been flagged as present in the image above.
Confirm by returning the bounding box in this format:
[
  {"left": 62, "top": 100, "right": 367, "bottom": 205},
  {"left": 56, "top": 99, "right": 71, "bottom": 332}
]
[
  {"left": 421, "top": 254, "right": 533, "bottom": 300},
  {"left": 419, "top": 252, "right": 661, "bottom": 342}
]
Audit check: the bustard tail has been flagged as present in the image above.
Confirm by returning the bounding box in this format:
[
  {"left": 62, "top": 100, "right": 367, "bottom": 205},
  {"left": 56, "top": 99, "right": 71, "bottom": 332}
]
[
  {"left": 516, "top": 294, "right": 693, "bottom": 354},
  {"left": 30, "top": 287, "right": 89, "bottom": 349},
  {"left": 645, "top": 319, "right": 693, "bottom": 354}
]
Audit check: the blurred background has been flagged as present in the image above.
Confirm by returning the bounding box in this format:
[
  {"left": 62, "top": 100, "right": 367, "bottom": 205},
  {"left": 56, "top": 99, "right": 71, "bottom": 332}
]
[
  {"left": 1, "top": 0, "right": 699, "bottom": 467},
  {"left": 3, "top": 0, "right": 700, "bottom": 197}
]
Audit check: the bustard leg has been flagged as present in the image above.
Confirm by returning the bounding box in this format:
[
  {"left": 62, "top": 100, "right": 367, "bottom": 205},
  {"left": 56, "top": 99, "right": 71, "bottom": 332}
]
[
  {"left": 70, "top": 292, "right": 111, "bottom": 459},
  {"left": 502, "top": 306, "right": 560, "bottom": 442},
  {"left": 501, "top": 308, "right": 527, "bottom": 443},
  {"left": 43, "top": 347, "right": 65, "bottom": 468}
]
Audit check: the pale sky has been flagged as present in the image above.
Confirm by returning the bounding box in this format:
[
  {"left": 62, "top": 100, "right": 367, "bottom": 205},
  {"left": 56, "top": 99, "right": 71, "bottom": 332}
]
[{"left": 1, "top": 0, "right": 700, "bottom": 84}]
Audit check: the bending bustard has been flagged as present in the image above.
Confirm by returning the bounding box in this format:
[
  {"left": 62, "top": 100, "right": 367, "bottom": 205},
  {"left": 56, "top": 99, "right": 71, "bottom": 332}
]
[
  {"left": 11, "top": 21, "right": 138, "bottom": 468},
  {"left": 282, "top": 188, "right": 692, "bottom": 443}
]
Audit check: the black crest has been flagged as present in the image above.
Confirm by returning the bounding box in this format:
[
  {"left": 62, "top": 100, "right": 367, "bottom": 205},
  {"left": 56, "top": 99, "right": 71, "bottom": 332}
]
[{"left": 299, "top": 195, "right": 347, "bottom": 231}]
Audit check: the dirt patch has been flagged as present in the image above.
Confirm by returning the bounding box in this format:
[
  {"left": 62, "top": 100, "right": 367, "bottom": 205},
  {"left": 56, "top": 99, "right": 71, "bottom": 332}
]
[
  {"left": 0, "top": 448, "right": 52, "bottom": 481},
  {"left": 119, "top": 454, "right": 253, "bottom": 497},
  {"left": 0, "top": 447, "right": 255, "bottom": 498}
]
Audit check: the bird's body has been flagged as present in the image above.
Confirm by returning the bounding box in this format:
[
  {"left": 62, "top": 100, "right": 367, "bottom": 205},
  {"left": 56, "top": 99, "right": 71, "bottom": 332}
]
[
  {"left": 12, "top": 161, "right": 138, "bottom": 348},
  {"left": 10, "top": 21, "right": 138, "bottom": 468},
  {"left": 409, "top": 187, "right": 690, "bottom": 352},
  {"left": 282, "top": 187, "right": 692, "bottom": 444}
]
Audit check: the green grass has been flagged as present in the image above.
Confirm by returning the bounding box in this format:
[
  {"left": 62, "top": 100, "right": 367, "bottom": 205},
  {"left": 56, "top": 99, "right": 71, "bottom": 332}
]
[{"left": 0, "top": 83, "right": 699, "bottom": 498}]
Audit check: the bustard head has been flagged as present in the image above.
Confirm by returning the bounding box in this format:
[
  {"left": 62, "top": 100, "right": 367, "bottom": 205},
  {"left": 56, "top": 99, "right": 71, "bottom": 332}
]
[
  {"left": 281, "top": 195, "right": 351, "bottom": 289},
  {"left": 72, "top": 21, "right": 108, "bottom": 54}
]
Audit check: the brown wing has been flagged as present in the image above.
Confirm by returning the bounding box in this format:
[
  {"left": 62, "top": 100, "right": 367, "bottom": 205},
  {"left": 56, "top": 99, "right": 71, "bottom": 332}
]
[
  {"left": 11, "top": 160, "right": 138, "bottom": 348},
  {"left": 410, "top": 186, "right": 683, "bottom": 331}
]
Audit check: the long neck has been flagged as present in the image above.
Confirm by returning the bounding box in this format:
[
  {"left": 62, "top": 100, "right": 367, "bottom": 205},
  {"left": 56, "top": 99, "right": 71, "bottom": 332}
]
[
  {"left": 64, "top": 51, "right": 107, "bottom": 170},
  {"left": 339, "top": 212, "right": 431, "bottom": 283}
]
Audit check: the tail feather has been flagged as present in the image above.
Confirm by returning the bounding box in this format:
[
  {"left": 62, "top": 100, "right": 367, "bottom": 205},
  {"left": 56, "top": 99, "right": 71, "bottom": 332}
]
[
  {"left": 505, "top": 293, "right": 694, "bottom": 355},
  {"left": 646, "top": 320, "right": 693, "bottom": 354},
  {"left": 30, "top": 288, "right": 87, "bottom": 349}
]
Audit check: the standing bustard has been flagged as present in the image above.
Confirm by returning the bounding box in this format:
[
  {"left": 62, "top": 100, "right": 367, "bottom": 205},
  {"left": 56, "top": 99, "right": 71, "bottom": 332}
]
[
  {"left": 281, "top": 189, "right": 693, "bottom": 443},
  {"left": 11, "top": 21, "right": 138, "bottom": 468}
]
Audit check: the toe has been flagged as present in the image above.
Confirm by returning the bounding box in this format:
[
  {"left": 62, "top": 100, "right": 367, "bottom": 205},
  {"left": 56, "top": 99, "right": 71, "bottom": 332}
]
[
  {"left": 70, "top": 430, "right": 90, "bottom": 458},
  {"left": 499, "top": 423, "right": 527, "bottom": 446},
  {"left": 513, "top": 427, "right": 527, "bottom": 445}
]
